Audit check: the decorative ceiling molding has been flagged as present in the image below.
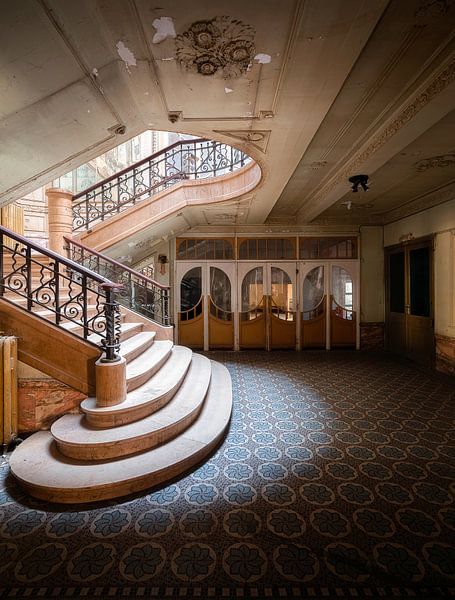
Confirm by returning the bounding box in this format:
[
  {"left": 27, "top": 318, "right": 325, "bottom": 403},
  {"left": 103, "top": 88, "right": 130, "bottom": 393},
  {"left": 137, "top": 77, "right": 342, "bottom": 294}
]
[
  {"left": 415, "top": 0, "right": 455, "bottom": 21},
  {"left": 300, "top": 57, "right": 455, "bottom": 215},
  {"left": 175, "top": 17, "right": 255, "bottom": 78},
  {"left": 213, "top": 130, "right": 271, "bottom": 153},
  {"left": 414, "top": 152, "right": 455, "bottom": 172}
]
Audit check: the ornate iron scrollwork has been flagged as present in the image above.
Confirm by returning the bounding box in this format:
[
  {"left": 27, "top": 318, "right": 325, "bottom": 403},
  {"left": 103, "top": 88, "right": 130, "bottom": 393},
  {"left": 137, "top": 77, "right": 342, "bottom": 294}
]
[{"left": 72, "top": 139, "right": 250, "bottom": 232}]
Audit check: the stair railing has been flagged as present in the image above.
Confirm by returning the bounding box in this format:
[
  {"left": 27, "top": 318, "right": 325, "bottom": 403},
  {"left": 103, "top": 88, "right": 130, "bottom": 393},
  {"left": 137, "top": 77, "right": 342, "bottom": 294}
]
[
  {"left": 0, "top": 225, "right": 122, "bottom": 362},
  {"left": 65, "top": 237, "right": 170, "bottom": 326},
  {"left": 72, "top": 138, "right": 250, "bottom": 232}
]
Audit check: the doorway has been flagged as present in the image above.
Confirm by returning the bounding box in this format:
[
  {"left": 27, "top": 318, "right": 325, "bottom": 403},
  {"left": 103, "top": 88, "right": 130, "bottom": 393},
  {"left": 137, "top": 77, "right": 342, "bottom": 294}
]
[
  {"left": 385, "top": 239, "right": 434, "bottom": 366},
  {"left": 177, "top": 263, "right": 235, "bottom": 349},
  {"left": 238, "top": 263, "right": 297, "bottom": 349}
]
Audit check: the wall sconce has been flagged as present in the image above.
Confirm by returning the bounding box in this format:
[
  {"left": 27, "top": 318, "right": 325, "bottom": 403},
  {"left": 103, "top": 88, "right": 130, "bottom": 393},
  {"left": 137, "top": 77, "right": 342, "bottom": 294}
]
[
  {"left": 158, "top": 254, "right": 168, "bottom": 275},
  {"left": 348, "top": 174, "right": 369, "bottom": 192}
]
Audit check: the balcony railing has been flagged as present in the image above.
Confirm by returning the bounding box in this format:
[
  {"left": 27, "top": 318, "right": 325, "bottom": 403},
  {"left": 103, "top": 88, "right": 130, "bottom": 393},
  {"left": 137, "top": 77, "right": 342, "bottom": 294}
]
[
  {"left": 0, "top": 226, "right": 122, "bottom": 361},
  {"left": 65, "top": 237, "right": 170, "bottom": 326},
  {"left": 72, "top": 138, "right": 250, "bottom": 232}
]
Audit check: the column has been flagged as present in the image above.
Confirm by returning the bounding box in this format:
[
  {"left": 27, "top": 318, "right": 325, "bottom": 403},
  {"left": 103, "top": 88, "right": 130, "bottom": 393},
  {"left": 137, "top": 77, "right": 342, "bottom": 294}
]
[{"left": 46, "top": 187, "right": 73, "bottom": 255}]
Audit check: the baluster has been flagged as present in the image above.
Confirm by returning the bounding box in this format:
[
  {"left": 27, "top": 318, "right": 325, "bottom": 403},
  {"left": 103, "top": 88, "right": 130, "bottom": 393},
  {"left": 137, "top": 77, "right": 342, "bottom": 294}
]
[
  {"left": 163, "top": 287, "right": 170, "bottom": 326},
  {"left": 100, "top": 283, "right": 121, "bottom": 362},
  {"left": 26, "top": 245, "right": 32, "bottom": 311},
  {"left": 128, "top": 271, "right": 133, "bottom": 310},
  {"left": 54, "top": 260, "right": 60, "bottom": 326},
  {"left": 85, "top": 196, "right": 89, "bottom": 230},
  {"left": 212, "top": 140, "right": 217, "bottom": 177},
  {"left": 82, "top": 274, "right": 88, "bottom": 339}
]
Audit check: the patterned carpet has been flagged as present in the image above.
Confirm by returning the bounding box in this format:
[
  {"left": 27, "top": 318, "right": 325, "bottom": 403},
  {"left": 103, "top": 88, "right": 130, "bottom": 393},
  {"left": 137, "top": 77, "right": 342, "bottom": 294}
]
[{"left": 1, "top": 351, "right": 454, "bottom": 600}]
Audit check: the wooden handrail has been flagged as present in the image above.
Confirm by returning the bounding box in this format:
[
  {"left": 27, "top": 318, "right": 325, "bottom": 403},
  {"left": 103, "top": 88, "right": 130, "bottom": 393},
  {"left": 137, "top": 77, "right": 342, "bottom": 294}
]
[{"left": 64, "top": 236, "right": 170, "bottom": 290}]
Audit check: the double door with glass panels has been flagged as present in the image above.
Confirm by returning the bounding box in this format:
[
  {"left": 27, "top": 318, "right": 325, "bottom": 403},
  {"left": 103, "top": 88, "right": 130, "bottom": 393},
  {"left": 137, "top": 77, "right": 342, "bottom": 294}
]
[
  {"left": 177, "top": 260, "right": 358, "bottom": 350},
  {"left": 177, "top": 263, "right": 235, "bottom": 349},
  {"left": 238, "top": 263, "right": 297, "bottom": 349},
  {"left": 300, "top": 262, "right": 358, "bottom": 349}
]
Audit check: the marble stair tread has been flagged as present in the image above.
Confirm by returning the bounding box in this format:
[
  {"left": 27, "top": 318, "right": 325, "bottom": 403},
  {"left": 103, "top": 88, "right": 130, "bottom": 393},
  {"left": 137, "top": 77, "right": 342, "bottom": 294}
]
[
  {"left": 51, "top": 353, "right": 212, "bottom": 460},
  {"left": 87, "top": 322, "right": 143, "bottom": 344},
  {"left": 125, "top": 339, "right": 173, "bottom": 391},
  {"left": 81, "top": 345, "right": 192, "bottom": 427},
  {"left": 119, "top": 331, "right": 156, "bottom": 363},
  {"left": 10, "top": 360, "right": 231, "bottom": 503},
  {"left": 34, "top": 305, "right": 99, "bottom": 318}
]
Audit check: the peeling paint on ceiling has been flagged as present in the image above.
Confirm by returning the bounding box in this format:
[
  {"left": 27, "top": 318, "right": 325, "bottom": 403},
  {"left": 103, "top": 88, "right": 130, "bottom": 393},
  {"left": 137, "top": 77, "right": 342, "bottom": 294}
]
[
  {"left": 116, "top": 41, "right": 137, "bottom": 73},
  {"left": 152, "top": 17, "right": 176, "bottom": 44}
]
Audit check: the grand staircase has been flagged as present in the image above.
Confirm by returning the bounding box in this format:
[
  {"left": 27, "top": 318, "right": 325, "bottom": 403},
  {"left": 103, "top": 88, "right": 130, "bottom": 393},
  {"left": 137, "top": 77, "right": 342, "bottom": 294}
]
[{"left": 1, "top": 226, "right": 232, "bottom": 504}]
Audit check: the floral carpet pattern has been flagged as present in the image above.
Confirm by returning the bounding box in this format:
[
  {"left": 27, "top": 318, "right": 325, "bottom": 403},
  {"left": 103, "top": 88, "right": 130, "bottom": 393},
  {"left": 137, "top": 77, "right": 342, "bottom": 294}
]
[{"left": 1, "top": 351, "right": 455, "bottom": 599}]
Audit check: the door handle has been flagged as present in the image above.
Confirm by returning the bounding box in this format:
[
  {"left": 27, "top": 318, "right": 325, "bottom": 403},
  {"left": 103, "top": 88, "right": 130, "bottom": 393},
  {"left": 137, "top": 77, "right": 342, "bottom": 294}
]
[{"left": 405, "top": 304, "right": 410, "bottom": 315}]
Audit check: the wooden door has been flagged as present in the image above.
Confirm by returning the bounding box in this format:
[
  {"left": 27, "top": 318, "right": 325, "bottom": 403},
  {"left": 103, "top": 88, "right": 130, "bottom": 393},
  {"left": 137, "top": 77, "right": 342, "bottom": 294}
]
[
  {"left": 330, "top": 264, "right": 356, "bottom": 347},
  {"left": 208, "top": 265, "right": 234, "bottom": 349},
  {"left": 386, "top": 240, "right": 434, "bottom": 366},
  {"left": 301, "top": 264, "right": 326, "bottom": 348},
  {"left": 269, "top": 264, "right": 297, "bottom": 349},
  {"left": 239, "top": 265, "right": 266, "bottom": 349},
  {"left": 178, "top": 265, "right": 204, "bottom": 348}
]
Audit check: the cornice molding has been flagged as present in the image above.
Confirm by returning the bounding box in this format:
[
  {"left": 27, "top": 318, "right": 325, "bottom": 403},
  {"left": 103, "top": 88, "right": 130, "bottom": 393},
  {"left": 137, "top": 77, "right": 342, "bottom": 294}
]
[
  {"left": 300, "top": 57, "right": 455, "bottom": 216},
  {"left": 382, "top": 179, "right": 455, "bottom": 223}
]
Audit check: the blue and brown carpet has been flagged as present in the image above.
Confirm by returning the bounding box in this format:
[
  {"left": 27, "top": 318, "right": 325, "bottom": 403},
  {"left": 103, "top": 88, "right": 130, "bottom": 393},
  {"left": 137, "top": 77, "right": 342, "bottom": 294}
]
[{"left": 1, "top": 351, "right": 454, "bottom": 599}]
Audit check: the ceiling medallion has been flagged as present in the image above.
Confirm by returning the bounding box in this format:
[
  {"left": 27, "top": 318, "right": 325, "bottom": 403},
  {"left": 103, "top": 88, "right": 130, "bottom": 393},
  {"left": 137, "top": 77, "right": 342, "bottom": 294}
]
[
  {"left": 415, "top": 152, "right": 455, "bottom": 172},
  {"left": 175, "top": 17, "right": 255, "bottom": 78},
  {"left": 415, "top": 0, "right": 455, "bottom": 18}
]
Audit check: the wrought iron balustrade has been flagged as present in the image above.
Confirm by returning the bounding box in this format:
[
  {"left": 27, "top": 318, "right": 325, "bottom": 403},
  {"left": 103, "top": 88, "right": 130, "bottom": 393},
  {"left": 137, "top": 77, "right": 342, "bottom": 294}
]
[
  {"left": 65, "top": 237, "right": 170, "bottom": 326},
  {"left": 0, "top": 226, "right": 122, "bottom": 362},
  {"left": 72, "top": 138, "right": 250, "bottom": 232}
]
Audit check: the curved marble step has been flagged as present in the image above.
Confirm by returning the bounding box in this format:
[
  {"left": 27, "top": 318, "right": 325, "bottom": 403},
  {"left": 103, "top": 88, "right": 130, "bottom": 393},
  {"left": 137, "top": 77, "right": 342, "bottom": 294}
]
[
  {"left": 119, "top": 331, "right": 155, "bottom": 363},
  {"left": 52, "top": 353, "right": 211, "bottom": 460},
  {"left": 81, "top": 345, "right": 192, "bottom": 427},
  {"left": 87, "top": 322, "right": 143, "bottom": 344},
  {"left": 126, "top": 339, "right": 173, "bottom": 391},
  {"left": 10, "top": 360, "right": 232, "bottom": 503}
]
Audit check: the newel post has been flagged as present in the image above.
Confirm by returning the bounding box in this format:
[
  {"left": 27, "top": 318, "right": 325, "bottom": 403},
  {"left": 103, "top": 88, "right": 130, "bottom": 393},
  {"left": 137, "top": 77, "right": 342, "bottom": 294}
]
[
  {"left": 46, "top": 187, "right": 73, "bottom": 256},
  {"left": 95, "top": 282, "right": 126, "bottom": 407}
]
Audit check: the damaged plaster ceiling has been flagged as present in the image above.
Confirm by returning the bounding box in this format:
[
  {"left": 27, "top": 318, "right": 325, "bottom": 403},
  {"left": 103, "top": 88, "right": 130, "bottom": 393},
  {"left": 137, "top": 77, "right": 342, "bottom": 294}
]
[{"left": 1, "top": 0, "right": 454, "bottom": 231}]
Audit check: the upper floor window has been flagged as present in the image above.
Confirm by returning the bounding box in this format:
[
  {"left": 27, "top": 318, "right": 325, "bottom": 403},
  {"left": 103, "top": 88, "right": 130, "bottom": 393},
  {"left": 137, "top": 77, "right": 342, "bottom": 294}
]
[
  {"left": 176, "top": 238, "right": 234, "bottom": 260},
  {"left": 238, "top": 238, "right": 296, "bottom": 260},
  {"left": 300, "top": 237, "right": 357, "bottom": 260}
]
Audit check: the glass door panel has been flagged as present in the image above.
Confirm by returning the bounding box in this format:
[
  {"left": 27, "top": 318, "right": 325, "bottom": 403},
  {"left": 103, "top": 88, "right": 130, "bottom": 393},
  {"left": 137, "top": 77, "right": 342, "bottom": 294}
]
[
  {"left": 178, "top": 266, "right": 204, "bottom": 348},
  {"left": 301, "top": 265, "right": 326, "bottom": 348},
  {"left": 239, "top": 266, "right": 266, "bottom": 348},
  {"left": 209, "top": 267, "right": 234, "bottom": 348},
  {"left": 269, "top": 265, "right": 296, "bottom": 348},
  {"left": 331, "top": 265, "right": 356, "bottom": 347}
]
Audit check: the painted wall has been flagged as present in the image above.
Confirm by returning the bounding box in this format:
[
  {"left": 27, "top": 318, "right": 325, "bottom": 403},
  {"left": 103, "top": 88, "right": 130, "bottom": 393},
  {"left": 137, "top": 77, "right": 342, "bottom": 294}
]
[
  {"left": 384, "top": 198, "right": 455, "bottom": 339},
  {"left": 360, "top": 226, "right": 384, "bottom": 323}
]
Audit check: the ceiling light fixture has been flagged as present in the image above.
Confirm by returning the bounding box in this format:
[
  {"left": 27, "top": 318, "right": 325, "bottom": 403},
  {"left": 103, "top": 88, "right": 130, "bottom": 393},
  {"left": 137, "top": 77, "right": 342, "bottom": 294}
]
[{"left": 348, "top": 174, "right": 369, "bottom": 193}]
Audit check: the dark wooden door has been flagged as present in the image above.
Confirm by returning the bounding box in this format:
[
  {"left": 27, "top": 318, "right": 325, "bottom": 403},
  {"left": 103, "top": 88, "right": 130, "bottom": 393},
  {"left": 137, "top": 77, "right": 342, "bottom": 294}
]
[{"left": 386, "top": 240, "right": 434, "bottom": 366}]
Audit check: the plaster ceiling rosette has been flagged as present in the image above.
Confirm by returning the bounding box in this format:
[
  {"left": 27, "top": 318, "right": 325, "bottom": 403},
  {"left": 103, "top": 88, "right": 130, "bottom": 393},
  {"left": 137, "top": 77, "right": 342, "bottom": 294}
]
[{"left": 175, "top": 16, "right": 255, "bottom": 78}]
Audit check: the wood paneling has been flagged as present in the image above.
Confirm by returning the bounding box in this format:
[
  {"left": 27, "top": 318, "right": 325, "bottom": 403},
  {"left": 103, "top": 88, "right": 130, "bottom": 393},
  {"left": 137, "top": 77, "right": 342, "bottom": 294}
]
[{"left": 0, "top": 299, "right": 100, "bottom": 395}]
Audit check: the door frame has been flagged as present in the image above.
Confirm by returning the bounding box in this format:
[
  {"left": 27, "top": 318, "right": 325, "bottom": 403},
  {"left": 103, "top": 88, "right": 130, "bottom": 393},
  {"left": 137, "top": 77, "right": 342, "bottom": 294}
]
[
  {"left": 175, "top": 261, "right": 236, "bottom": 350},
  {"left": 385, "top": 236, "right": 434, "bottom": 365},
  {"left": 298, "top": 260, "right": 360, "bottom": 349}
]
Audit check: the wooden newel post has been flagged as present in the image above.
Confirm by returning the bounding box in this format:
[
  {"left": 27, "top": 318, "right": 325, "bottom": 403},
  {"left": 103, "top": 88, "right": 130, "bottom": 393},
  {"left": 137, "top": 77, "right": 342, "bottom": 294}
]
[{"left": 46, "top": 188, "right": 73, "bottom": 256}]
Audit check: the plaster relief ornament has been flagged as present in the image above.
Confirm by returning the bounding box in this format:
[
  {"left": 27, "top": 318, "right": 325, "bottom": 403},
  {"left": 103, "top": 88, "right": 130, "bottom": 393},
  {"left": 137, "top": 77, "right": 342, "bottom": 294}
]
[
  {"left": 175, "top": 17, "right": 255, "bottom": 78},
  {"left": 415, "top": 152, "right": 455, "bottom": 172}
]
